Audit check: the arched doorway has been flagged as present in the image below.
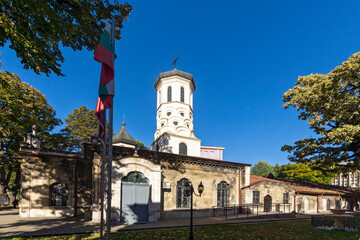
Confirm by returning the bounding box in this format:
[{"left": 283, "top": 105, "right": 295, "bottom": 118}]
[
  {"left": 121, "top": 171, "right": 149, "bottom": 223},
  {"left": 264, "top": 195, "right": 272, "bottom": 212}
]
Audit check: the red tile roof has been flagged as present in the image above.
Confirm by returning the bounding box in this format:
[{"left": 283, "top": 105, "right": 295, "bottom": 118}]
[{"left": 247, "top": 175, "right": 360, "bottom": 196}]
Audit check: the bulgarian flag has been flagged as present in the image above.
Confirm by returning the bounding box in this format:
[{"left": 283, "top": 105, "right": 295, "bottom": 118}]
[
  {"left": 95, "top": 24, "right": 115, "bottom": 108},
  {"left": 95, "top": 25, "right": 114, "bottom": 143}
]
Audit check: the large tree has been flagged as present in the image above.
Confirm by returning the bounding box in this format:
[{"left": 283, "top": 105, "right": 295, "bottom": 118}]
[
  {"left": 251, "top": 160, "right": 275, "bottom": 177},
  {"left": 282, "top": 52, "right": 360, "bottom": 172},
  {"left": 0, "top": 71, "right": 61, "bottom": 205},
  {"left": 275, "top": 163, "right": 334, "bottom": 185},
  {"left": 135, "top": 140, "right": 149, "bottom": 150},
  {"left": 60, "top": 106, "right": 98, "bottom": 151},
  {"left": 0, "top": 0, "right": 132, "bottom": 76}
]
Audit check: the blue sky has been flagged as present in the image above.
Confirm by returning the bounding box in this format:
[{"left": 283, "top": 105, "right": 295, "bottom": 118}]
[{"left": 2, "top": 0, "right": 360, "bottom": 167}]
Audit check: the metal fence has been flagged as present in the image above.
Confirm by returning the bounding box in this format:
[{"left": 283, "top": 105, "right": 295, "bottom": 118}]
[{"left": 212, "top": 203, "right": 293, "bottom": 219}]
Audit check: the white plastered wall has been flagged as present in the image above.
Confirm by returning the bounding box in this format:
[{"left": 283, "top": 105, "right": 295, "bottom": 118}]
[{"left": 111, "top": 157, "right": 162, "bottom": 223}]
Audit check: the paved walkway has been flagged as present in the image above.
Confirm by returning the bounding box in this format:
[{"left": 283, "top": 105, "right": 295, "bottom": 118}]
[{"left": 0, "top": 209, "right": 311, "bottom": 238}]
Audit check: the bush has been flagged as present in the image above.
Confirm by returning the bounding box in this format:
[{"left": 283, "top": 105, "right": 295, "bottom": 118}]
[
  {"left": 311, "top": 215, "right": 334, "bottom": 227},
  {"left": 343, "top": 216, "right": 360, "bottom": 230}
]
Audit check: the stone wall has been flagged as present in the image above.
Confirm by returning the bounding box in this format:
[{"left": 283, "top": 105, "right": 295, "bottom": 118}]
[
  {"left": 242, "top": 181, "right": 295, "bottom": 214},
  {"left": 161, "top": 160, "right": 240, "bottom": 219},
  {"left": 18, "top": 149, "right": 91, "bottom": 218},
  {"left": 243, "top": 180, "right": 347, "bottom": 214}
]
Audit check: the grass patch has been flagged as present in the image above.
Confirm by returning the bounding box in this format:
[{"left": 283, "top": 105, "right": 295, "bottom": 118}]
[{"left": 5, "top": 220, "right": 360, "bottom": 240}]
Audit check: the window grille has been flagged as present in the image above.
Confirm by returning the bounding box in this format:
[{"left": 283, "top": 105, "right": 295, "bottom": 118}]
[
  {"left": 217, "top": 181, "right": 229, "bottom": 207},
  {"left": 122, "top": 171, "right": 148, "bottom": 184},
  {"left": 177, "top": 178, "right": 191, "bottom": 208},
  {"left": 253, "top": 191, "right": 260, "bottom": 204},
  {"left": 283, "top": 192, "right": 289, "bottom": 204},
  {"left": 50, "top": 183, "right": 66, "bottom": 206}
]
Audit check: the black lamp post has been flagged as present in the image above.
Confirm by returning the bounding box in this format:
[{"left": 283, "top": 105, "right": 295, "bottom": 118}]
[{"left": 184, "top": 181, "right": 204, "bottom": 240}]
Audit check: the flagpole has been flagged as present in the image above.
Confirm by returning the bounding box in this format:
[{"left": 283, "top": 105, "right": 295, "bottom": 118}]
[
  {"left": 100, "top": 123, "right": 106, "bottom": 240},
  {"left": 106, "top": 16, "right": 115, "bottom": 240}
]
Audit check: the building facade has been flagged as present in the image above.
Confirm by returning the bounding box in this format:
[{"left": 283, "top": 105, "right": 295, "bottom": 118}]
[
  {"left": 332, "top": 172, "right": 360, "bottom": 188},
  {"left": 17, "top": 68, "right": 360, "bottom": 223}
]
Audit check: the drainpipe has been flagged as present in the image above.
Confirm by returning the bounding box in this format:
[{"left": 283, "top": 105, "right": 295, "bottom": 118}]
[
  {"left": 73, "top": 159, "right": 78, "bottom": 217},
  {"left": 238, "top": 167, "right": 242, "bottom": 206},
  {"left": 294, "top": 193, "right": 296, "bottom": 213},
  {"left": 317, "top": 195, "right": 319, "bottom": 213}
]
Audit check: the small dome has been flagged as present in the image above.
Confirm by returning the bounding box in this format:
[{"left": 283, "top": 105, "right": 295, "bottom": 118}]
[{"left": 113, "top": 122, "right": 136, "bottom": 146}]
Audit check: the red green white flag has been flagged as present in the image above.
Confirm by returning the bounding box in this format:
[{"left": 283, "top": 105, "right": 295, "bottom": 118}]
[
  {"left": 94, "top": 25, "right": 114, "bottom": 143},
  {"left": 94, "top": 25, "right": 114, "bottom": 109}
]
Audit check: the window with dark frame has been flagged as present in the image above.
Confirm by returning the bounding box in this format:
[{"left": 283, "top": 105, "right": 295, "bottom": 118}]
[
  {"left": 179, "top": 143, "right": 187, "bottom": 155},
  {"left": 217, "top": 181, "right": 229, "bottom": 207},
  {"left": 180, "top": 87, "right": 184, "bottom": 102},
  {"left": 50, "top": 183, "right": 67, "bottom": 206},
  {"left": 253, "top": 191, "right": 260, "bottom": 204},
  {"left": 177, "top": 178, "right": 191, "bottom": 208},
  {"left": 167, "top": 86, "right": 172, "bottom": 102},
  {"left": 283, "top": 192, "right": 289, "bottom": 204}
]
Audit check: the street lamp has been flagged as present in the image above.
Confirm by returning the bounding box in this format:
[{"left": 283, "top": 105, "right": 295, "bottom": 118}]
[{"left": 184, "top": 181, "right": 204, "bottom": 240}]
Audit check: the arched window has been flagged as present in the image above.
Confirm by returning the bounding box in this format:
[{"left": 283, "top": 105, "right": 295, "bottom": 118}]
[
  {"left": 179, "top": 143, "right": 187, "bottom": 155},
  {"left": 180, "top": 87, "right": 184, "bottom": 102},
  {"left": 122, "top": 171, "right": 149, "bottom": 184},
  {"left": 50, "top": 183, "right": 67, "bottom": 206},
  {"left": 167, "top": 86, "right": 172, "bottom": 102},
  {"left": 177, "top": 178, "right": 191, "bottom": 208},
  {"left": 217, "top": 181, "right": 229, "bottom": 207}
]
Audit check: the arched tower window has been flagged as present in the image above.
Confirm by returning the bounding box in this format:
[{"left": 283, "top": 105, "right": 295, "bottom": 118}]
[
  {"left": 217, "top": 181, "right": 229, "bottom": 207},
  {"left": 50, "top": 183, "right": 67, "bottom": 206},
  {"left": 177, "top": 178, "right": 191, "bottom": 208},
  {"left": 179, "top": 143, "right": 187, "bottom": 155},
  {"left": 167, "top": 86, "right": 172, "bottom": 102},
  {"left": 180, "top": 87, "right": 184, "bottom": 102},
  {"left": 122, "top": 171, "right": 149, "bottom": 184}
]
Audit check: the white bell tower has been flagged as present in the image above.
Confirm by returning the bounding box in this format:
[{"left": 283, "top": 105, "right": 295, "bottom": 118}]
[{"left": 151, "top": 69, "right": 201, "bottom": 156}]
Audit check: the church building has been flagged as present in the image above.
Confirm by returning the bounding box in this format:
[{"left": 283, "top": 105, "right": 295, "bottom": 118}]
[{"left": 17, "top": 68, "right": 360, "bottom": 223}]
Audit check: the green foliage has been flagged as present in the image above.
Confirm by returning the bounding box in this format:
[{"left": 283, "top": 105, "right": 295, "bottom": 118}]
[
  {"left": 276, "top": 163, "right": 334, "bottom": 184},
  {"left": 61, "top": 106, "right": 98, "bottom": 152},
  {"left": 251, "top": 160, "right": 275, "bottom": 177},
  {"left": 135, "top": 140, "right": 149, "bottom": 150},
  {"left": 0, "top": 0, "right": 132, "bottom": 76},
  {"left": 0, "top": 71, "right": 61, "bottom": 203},
  {"left": 282, "top": 52, "right": 360, "bottom": 172}
]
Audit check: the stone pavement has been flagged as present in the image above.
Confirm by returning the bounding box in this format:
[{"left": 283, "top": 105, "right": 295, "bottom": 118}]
[{"left": 0, "top": 209, "right": 311, "bottom": 238}]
